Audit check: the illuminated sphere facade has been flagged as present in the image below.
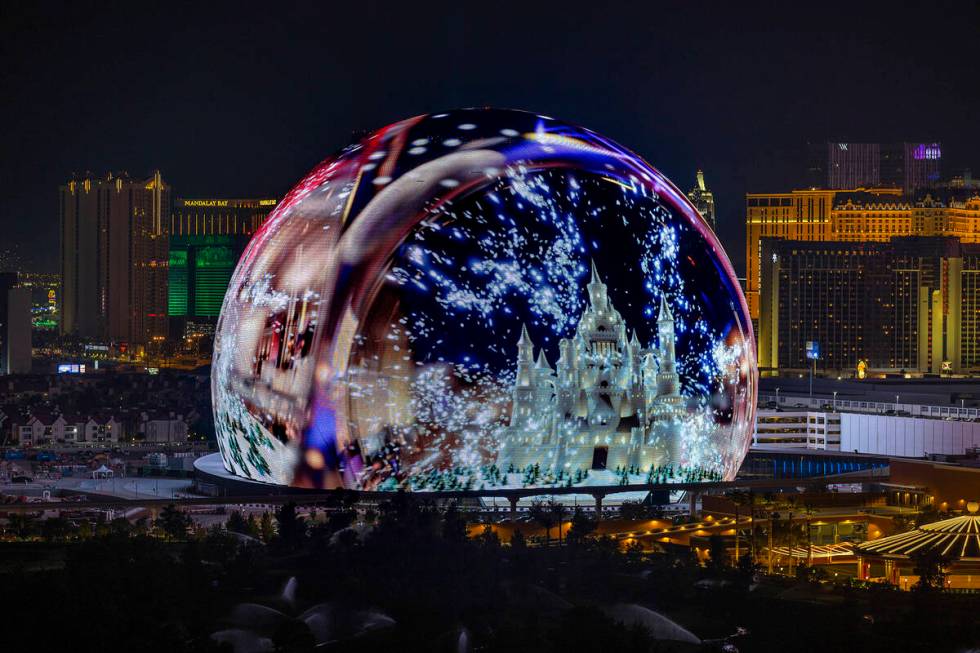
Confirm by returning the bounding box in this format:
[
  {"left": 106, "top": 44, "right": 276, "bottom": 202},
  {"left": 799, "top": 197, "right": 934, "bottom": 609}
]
[{"left": 212, "top": 109, "right": 756, "bottom": 491}]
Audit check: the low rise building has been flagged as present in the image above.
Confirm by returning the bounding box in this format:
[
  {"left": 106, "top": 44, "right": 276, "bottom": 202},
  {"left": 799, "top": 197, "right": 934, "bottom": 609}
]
[
  {"left": 840, "top": 412, "right": 980, "bottom": 458},
  {"left": 84, "top": 415, "right": 123, "bottom": 443},
  {"left": 140, "top": 411, "right": 188, "bottom": 443},
  {"left": 16, "top": 411, "right": 65, "bottom": 446},
  {"left": 753, "top": 410, "right": 841, "bottom": 450}
]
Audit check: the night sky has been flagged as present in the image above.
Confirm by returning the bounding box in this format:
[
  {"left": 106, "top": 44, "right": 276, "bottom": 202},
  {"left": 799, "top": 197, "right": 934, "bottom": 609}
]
[{"left": 2, "top": 1, "right": 978, "bottom": 274}]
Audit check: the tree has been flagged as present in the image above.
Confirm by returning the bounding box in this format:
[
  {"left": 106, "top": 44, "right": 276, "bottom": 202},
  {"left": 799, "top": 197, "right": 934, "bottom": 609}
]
[
  {"left": 478, "top": 524, "right": 501, "bottom": 549},
  {"left": 156, "top": 504, "right": 192, "bottom": 541},
  {"left": 226, "top": 510, "right": 249, "bottom": 534},
  {"left": 260, "top": 512, "right": 275, "bottom": 542},
  {"left": 442, "top": 501, "right": 468, "bottom": 543},
  {"left": 727, "top": 490, "right": 754, "bottom": 564},
  {"left": 624, "top": 539, "right": 645, "bottom": 561},
  {"left": 785, "top": 495, "right": 798, "bottom": 577},
  {"left": 911, "top": 549, "right": 951, "bottom": 592},
  {"left": 529, "top": 501, "right": 556, "bottom": 546},
  {"left": 510, "top": 529, "right": 527, "bottom": 552},
  {"left": 7, "top": 513, "right": 36, "bottom": 540},
  {"left": 40, "top": 517, "right": 73, "bottom": 542},
  {"left": 801, "top": 500, "right": 815, "bottom": 567},
  {"left": 760, "top": 493, "right": 779, "bottom": 574},
  {"left": 548, "top": 499, "right": 568, "bottom": 546},
  {"left": 274, "top": 502, "right": 307, "bottom": 549},
  {"left": 566, "top": 508, "right": 597, "bottom": 546},
  {"left": 707, "top": 534, "right": 728, "bottom": 573},
  {"left": 325, "top": 508, "right": 355, "bottom": 534},
  {"left": 737, "top": 551, "right": 759, "bottom": 582},
  {"left": 619, "top": 500, "right": 647, "bottom": 521},
  {"left": 246, "top": 514, "right": 260, "bottom": 539}
]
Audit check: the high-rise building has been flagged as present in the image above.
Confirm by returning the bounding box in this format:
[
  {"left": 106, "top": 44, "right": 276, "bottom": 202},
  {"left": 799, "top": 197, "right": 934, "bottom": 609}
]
[
  {"left": 168, "top": 198, "right": 276, "bottom": 337},
  {"left": 168, "top": 234, "right": 250, "bottom": 337},
  {"left": 903, "top": 142, "right": 943, "bottom": 194},
  {"left": 0, "top": 273, "right": 32, "bottom": 374},
  {"left": 808, "top": 142, "right": 942, "bottom": 194},
  {"left": 686, "top": 169, "right": 716, "bottom": 229},
  {"left": 59, "top": 171, "right": 171, "bottom": 346},
  {"left": 170, "top": 197, "right": 275, "bottom": 237},
  {"left": 758, "top": 236, "right": 980, "bottom": 376},
  {"left": 17, "top": 272, "right": 59, "bottom": 331},
  {"left": 827, "top": 142, "right": 881, "bottom": 189},
  {"left": 745, "top": 189, "right": 980, "bottom": 329}
]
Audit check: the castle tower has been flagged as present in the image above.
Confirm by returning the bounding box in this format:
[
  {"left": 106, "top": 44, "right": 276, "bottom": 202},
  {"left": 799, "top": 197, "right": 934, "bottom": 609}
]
[
  {"left": 642, "top": 352, "right": 659, "bottom": 408},
  {"left": 556, "top": 338, "right": 574, "bottom": 384},
  {"left": 627, "top": 330, "right": 642, "bottom": 384},
  {"left": 511, "top": 324, "right": 536, "bottom": 426},
  {"left": 533, "top": 349, "right": 556, "bottom": 442},
  {"left": 587, "top": 260, "right": 609, "bottom": 313},
  {"left": 656, "top": 295, "right": 683, "bottom": 407},
  {"left": 516, "top": 323, "right": 534, "bottom": 383}
]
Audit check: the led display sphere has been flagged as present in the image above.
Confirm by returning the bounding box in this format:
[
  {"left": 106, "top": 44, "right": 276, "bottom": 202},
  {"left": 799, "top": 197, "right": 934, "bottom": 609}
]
[{"left": 212, "top": 108, "right": 756, "bottom": 492}]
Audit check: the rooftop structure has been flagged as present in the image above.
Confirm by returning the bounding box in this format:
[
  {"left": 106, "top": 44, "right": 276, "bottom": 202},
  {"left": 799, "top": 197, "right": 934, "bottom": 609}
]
[
  {"left": 853, "top": 502, "right": 980, "bottom": 588},
  {"left": 687, "top": 169, "right": 716, "bottom": 229}
]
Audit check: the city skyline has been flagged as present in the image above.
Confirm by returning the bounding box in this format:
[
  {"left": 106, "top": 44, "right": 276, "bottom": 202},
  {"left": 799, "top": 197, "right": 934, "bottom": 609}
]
[{"left": 2, "top": 2, "right": 980, "bottom": 274}]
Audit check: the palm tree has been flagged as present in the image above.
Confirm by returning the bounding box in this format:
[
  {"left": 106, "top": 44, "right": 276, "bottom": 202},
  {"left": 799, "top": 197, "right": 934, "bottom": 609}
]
[
  {"left": 530, "top": 501, "right": 556, "bottom": 547},
  {"left": 784, "top": 495, "right": 798, "bottom": 577},
  {"left": 548, "top": 499, "right": 568, "bottom": 546},
  {"left": 802, "top": 500, "right": 815, "bottom": 567},
  {"left": 727, "top": 490, "right": 753, "bottom": 566},
  {"left": 760, "top": 493, "right": 778, "bottom": 574}
]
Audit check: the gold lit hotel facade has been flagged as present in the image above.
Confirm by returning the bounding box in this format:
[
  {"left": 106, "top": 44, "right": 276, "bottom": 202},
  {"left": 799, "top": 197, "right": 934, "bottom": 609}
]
[{"left": 746, "top": 188, "right": 980, "bottom": 376}]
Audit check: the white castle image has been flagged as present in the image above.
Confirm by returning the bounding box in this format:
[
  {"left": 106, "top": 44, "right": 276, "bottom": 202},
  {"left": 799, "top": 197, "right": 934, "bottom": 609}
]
[{"left": 497, "top": 262, "right": 688, "bottom": 473}]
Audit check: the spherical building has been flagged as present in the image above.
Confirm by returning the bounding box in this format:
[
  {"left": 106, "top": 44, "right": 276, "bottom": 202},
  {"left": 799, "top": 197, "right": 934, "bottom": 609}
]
[{"left": 211, "top": 108, "right": 756, "bottom": 491}]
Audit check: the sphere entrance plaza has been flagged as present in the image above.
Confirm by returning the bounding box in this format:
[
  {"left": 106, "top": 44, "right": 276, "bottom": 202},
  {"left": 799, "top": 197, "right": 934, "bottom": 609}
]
[{"left": 210, "top": 108, "right": 756, "bottom": 503}]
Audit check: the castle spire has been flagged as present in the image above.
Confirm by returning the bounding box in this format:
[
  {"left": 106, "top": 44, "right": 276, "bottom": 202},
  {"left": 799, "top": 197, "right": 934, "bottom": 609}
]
[
  {"left": 517, "top": 323, "right": 534, "bottom": 362},
  {"left": 590, "top": 259, "right": 601, "bottom": 284},
  {"left": 535, "top": 349, "right": 552, "bottom": 370},
  {"left": 587, "top": 260, "right": 609, "bottom": 312},
  {"left": 658, "top": 294, "right": 674, "bottom": 322},
  {"left": 518, "top": 323, "right": 532, "bottom": 346}
]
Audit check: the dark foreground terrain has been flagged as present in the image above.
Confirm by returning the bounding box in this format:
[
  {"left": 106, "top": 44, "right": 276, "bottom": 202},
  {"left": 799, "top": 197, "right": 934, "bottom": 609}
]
[{"left": 2, "top": 499, "right": 977, "bottom": 653}]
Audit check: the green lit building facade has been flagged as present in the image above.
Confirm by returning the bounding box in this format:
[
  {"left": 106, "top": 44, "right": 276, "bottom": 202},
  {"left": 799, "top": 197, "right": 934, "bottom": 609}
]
[
  {"left": 168, "top": 198, "right": 276, "bottom": 338},
  {"left": 169, "top": 235, "right": 246, "bottom": 319}
]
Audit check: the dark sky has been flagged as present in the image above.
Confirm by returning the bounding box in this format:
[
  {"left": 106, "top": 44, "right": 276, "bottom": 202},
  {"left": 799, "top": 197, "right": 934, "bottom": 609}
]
[{"left": 2, "top": 1, "right": 978, "bottom": 274}]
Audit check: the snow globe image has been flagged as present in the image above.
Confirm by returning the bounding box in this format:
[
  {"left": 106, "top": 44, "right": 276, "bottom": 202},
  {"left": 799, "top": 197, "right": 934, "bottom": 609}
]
[{"left": 211, "top": 108, "right": 756, "bottom": 492}]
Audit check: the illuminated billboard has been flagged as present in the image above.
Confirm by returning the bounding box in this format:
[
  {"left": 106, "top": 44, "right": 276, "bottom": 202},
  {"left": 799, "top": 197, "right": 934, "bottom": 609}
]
[{"left": 212, "top": 109, "right": 756, "bottom": 492}]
